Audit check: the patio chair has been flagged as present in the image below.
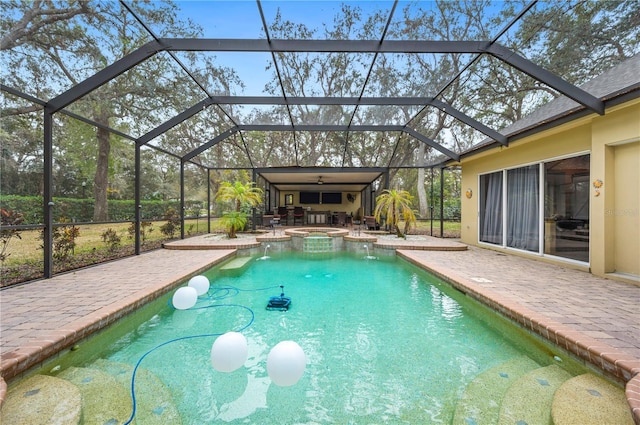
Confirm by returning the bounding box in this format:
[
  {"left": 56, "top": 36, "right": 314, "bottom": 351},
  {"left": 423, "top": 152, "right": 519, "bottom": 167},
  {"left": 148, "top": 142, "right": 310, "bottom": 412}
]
[
  {"left": 277, "top": 207, "right": 289, "bottom": 225},
  {"left": 262, "top": 215, "right": 275, "bottom": 228},
  {"left": 336, "top": 211, "right": 347, "bottom": 226},
  {"left": 365, "top": 216, "right": 379, "bottom": 230},
  {"left": 293, "top": 206, "right": 305, "bottom": 225}
]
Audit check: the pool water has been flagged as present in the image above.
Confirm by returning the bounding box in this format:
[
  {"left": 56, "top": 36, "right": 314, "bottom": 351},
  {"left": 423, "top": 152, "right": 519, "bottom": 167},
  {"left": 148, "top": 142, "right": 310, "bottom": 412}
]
[{"left": 95, "top": 251, "right": 571, "bottom": 424}]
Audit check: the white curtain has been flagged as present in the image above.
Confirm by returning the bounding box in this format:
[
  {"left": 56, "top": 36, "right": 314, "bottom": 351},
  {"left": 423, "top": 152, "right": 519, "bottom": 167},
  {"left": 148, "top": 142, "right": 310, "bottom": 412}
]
[
  {"left": 480, "top": 172, "right": 503, "bottom": 244},
  {"left": 507, "top": 165, "right": 539, "bottom": 252}
]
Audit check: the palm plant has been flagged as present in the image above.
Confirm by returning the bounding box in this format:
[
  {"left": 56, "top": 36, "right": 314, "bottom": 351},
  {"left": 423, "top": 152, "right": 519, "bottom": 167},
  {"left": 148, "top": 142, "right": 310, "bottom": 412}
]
[
  {"left": 373, "top": 189, "right": 417, "bottom": 238},
  {"left": 215, "top": 181, "right": 263, "bottom": 238},
  {"left": 215, "top": 181, "right": 263, "bottom": 212},
  {"left": 219, "top": 212, "right": 247, "bottom": 239}
]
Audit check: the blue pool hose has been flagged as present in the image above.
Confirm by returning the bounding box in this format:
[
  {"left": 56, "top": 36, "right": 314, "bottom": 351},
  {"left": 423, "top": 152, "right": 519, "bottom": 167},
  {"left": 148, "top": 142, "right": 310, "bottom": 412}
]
[{"left": 124, "top": 284, "right": 280, "bottom": 425}]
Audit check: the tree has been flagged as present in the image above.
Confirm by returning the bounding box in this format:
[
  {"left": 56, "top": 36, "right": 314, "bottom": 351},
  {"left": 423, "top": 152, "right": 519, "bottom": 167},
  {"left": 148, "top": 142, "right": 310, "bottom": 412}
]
[
  {"left": 3, "top": 0, "right": 638, "bottom": 210},
  {"left": 215, "top": 181, "right": 263, "bottom": 213},
  {"left": 374, "top": 189, "right": 417, "bottom": 238},
  {"left": 0, "top": 108, "right": 44, "bottom": 196},
  {"left": 265, "top": 5, "right": 372, "bottom": 167},
  {"left": 2, "top": 1, "right": 238, "bottom": 220}
]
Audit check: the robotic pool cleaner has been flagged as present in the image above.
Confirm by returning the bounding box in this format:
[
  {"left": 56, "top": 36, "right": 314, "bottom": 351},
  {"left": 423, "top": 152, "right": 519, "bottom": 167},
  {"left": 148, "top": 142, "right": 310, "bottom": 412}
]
[{"left": 266, "top": 285, "right": 291, "bottom": 311}]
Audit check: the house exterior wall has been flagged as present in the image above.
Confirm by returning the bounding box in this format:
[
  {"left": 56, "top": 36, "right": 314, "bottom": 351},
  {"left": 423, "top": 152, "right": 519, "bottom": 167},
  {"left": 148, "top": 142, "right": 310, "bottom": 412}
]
[
  {"left": 591, "top": 102, "right": 640, "bottom": 278},
  {"left": 277, "top": 191, "right": 362, "bottom": 217},
  {"left": 459, "top": 98, "right": 640, "bottom": 283}
]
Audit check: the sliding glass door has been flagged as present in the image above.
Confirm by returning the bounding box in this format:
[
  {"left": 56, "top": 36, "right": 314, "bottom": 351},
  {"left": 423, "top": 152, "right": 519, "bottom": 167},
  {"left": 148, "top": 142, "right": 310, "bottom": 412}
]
[
  {"left": 479, "top": 171, "right": 503, "bottom": 245},
  {"left": 507, "top": 165, "right": 539, "bottom": 252},
  {"left": 544, "top": 154, "right": 590, "bottom": 262},
  {"left": 478, "top": 154, "right": 589, "bottom": 263}
]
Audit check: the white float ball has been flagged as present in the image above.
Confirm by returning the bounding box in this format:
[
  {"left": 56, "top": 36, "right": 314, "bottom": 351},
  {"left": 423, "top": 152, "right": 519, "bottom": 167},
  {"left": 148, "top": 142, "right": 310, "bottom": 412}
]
[
  {"left": 211, "top": 332, "right": 248, "bottom": 372},
  {"left": 172, "top": 286, "right": 198, "bottom": 310},
  {"left": 267, "top": 341, "right": 307, "bottom": 386},
  {"left": 188, "top": 275, "right": 210, "bottom": 296}
]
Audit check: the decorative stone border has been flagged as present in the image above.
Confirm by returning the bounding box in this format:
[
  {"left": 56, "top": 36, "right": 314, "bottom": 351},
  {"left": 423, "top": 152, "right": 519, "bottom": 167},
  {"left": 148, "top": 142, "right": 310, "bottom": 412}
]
[
  {"left": 0, "top": 378, "right": 5, "bottom": 409},
  {"left": 397, "top": 250, "right": 640, "bottom": 425},
  {"left": 164, "top": 241, "right": 261, "bottom": 250},
  {"left": 283, "top": 227, "right": 349, "bottom": 238},
  {"left": 627, "top": 376, "right": 640, "bottom": 425},
  {"left": 255, "top": 234, "right": 291, "bottom": 242},
  {"left": 343, "top": 235, "right": 377, "bottom": 243}
]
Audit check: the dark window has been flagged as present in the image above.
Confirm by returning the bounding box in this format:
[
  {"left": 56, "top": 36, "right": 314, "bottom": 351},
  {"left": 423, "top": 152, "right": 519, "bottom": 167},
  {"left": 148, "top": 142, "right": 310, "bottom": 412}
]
[
  {"left": 321, "top": 192, "right": 342, "bottom": 204},
  {"left": 300, "top": 191, "right": 320, "bottom": 204}
]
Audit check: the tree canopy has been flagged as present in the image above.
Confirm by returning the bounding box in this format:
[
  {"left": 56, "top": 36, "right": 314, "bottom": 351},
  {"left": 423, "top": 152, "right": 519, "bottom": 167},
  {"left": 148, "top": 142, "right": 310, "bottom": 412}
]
[{"left": 2, "top": 0, "right": 638, "bottom": 218}]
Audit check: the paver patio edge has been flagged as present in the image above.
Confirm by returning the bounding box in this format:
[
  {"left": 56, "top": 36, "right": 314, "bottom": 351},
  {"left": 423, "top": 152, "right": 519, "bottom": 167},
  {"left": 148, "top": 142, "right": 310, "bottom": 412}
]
[
  {"left": 396, "top": 249, "right": 640, "bottom": 425},
  {"left": 0, "top": 249, "right": 237, "bottom": 406}
]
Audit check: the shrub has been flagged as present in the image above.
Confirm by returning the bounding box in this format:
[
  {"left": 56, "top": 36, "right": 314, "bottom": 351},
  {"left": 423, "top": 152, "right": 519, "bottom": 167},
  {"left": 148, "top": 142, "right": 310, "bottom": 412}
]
[
  {"left": 0, "top": 195, "right": 184, "bottom": 224},
  {"left": 128, "top": 221, "right": 154, "bottom": 243},
  {"left": 40, "top": 225, "right": 80, "bottom": 261},
  {"left": 0, "top": 208, "right": 24, "bottom": 262},
  {"left": 101, "top": 228, "right": 122, "bottom": 252},
  {"left": 160, "top": 207, "right": 181, "bottom": 239}
]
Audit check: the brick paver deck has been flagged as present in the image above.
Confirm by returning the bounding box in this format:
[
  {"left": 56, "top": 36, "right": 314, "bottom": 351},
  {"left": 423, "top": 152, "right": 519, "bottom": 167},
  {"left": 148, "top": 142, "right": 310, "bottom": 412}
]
[
  {"left": 399, "top": 247, "right": 640, "bottom": 360},
  {"left": 1, "top": 237, "right": 639, "bottom": 421},
  {"left": 0, "top": 249, "right": 235, "bottom": 383}
]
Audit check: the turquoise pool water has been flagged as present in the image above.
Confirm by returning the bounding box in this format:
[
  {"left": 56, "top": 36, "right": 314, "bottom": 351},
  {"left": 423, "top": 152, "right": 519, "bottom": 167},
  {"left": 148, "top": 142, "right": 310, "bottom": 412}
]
[{"left": 94, "top": 251, "right": 569, "bottom": 424}]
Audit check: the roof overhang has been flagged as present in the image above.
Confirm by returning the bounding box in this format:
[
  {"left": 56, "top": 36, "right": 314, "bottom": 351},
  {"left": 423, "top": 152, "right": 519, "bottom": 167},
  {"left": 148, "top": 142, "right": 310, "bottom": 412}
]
[{"left": 256, "top": 167, "right": 385, "bottom": 192}]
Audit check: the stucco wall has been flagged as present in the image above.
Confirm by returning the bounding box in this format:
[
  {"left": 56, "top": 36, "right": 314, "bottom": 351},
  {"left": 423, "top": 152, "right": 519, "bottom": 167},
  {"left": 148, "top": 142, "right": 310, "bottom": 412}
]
[
  {"left": 459, "top": 98, "right": 640, "bottom": 281},
  {"left": 591, "top": 102, "right": 640, "bottom": 277},
  {"left": 460, "top": 121, "right": 592, "bottom": 249},
  {"left": 277, "top": 191, "right": 362, "bottom": 217}
]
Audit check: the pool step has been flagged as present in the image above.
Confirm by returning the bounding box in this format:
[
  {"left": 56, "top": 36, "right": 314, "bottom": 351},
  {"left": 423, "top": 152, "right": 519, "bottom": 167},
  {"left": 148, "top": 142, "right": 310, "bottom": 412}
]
[
  {"left": 89, "top": 358, "right": 182, "bottom": 424},
  {"left": 220, "top": 256, "right": 252, "bottom": 275},
  {"left": 551, "top": 373, "right": 634, "bottom": 425},
  {"left": 0, "top": 374, "right": 82, "bottom": 424},
  {"left": 452, "top": 356, "right": 540, "bottom": 425},
  {"left": 58, "top": 366, "right": 133, "bottom": 424},
  {"left": 497, "top": 364, "right": 571, "bottom": 425}
]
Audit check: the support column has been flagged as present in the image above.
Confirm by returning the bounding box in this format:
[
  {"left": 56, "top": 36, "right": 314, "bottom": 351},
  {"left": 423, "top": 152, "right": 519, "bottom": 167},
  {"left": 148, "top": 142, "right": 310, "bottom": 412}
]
[
  {"left": 134, "top": 145, "right": 141, "bottom": 254},
  {"left": 207, "top": 168, "right": 211, "bottom": 234},
  {"left": 440, "top": 166, "right": 445, "bottom": 238},
  {"left": 430, "top": 167, "right": 434, "bottom": 235},
  {"left": 43, "top": 108, "right": 54, "bottom": 278},
  {"left": 180, "top": 160, "right": 185, "bottom": 239},
  {"left": 252, "top": 169, "right": 257, "bottom": 231}
]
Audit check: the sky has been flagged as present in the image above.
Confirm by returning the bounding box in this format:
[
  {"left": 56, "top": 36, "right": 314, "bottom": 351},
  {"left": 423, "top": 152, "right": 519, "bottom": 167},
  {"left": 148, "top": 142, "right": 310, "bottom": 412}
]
[
  {"left": 176, "top": 0, "right": 399, "bottom": 38},
  {"left": 173, "top": 1, "right": 399, "bottom": 95}
]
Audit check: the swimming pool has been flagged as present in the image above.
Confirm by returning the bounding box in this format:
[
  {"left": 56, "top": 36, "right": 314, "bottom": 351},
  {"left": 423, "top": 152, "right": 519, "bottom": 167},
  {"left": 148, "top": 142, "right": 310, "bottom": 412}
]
[{"left": 3, "top": 252, "right": 610, "bottom": 424}]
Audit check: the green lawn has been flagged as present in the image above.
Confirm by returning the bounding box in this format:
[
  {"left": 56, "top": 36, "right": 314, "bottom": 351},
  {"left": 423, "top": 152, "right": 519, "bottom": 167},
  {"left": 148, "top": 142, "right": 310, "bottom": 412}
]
[
  {"left": 1, "top": 217, "right": 460, "bottom": 267},
  {"left": 2, "top": 218, "right": 226, "bottom": 266},
  {"left": 0, "top": 215, "right": 460, "bottom": 286},
  {"left": 412, "top": 219, "right": 461, "bottom": 236}
]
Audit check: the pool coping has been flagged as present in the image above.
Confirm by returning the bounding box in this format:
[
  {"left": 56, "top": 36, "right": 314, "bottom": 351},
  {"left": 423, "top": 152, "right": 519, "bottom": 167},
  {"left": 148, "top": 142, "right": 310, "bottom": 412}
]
[
  {"left": 0, "top": 249, "right": 237, "bottom": 405},
  {"left": 1, "top": 244, "right": 638, "bottom": 423},
  {"left": 396, "top": 250, "right": 640, "bottom": 424},
  {"left": 164, "top": 230, "right": 468, "bottom": 252}
]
